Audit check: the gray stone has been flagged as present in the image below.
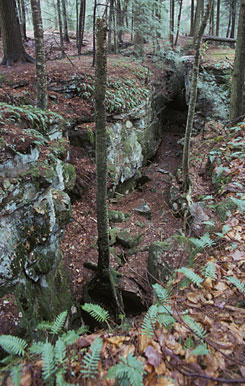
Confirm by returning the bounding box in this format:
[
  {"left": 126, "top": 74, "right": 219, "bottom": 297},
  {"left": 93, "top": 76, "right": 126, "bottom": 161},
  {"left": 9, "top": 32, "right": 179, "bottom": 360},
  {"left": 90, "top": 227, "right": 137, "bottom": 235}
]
[
  {"left": 116, "top": 229, "right": 142, "bottom": 248},
  {"left": 109, "top": 209, "right": 131, "bottom": 223},
  {"left": 147, "top": 240, "right": 173, "bottom": 284},
  {"left": 134, "top": 203, "right": 152, "bottom": 219},
  {"left": 189, "top": 202, "right": 210, "bottom": 237}
]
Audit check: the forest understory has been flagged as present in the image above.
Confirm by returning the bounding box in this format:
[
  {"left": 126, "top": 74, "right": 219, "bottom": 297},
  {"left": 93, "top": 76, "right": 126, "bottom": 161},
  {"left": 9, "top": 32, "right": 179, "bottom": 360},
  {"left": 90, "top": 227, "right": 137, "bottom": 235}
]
[{"left": 0, "top": 33, "right": 245, "bottom": 385}]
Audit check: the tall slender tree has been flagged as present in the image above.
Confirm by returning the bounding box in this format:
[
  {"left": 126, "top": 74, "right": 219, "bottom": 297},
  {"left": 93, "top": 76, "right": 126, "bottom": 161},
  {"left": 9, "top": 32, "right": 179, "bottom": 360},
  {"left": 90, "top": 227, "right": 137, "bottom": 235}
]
[
  {"left": 57, "top": 0, "right": 65, "bottom": 57},
  {"left": 182, "top": 0, "right": 213, "bottom": 192},
  {"left": 230, "top": 0, "right": 245, "bottom": 119},
  {"left": 0, "top": 0, "right": 34, "bottom": 65},
  {"left": 30, "top": 0, "right": 48, "bottom": 110},
  {"left": 169, "top": 0, "right": 175, "bottom": 46},
  {"left": 78, "top": 0, "right": 86, "bottom": 55},
  {"left": 62, "top": 0, "right": 69, "bottom": 42}
]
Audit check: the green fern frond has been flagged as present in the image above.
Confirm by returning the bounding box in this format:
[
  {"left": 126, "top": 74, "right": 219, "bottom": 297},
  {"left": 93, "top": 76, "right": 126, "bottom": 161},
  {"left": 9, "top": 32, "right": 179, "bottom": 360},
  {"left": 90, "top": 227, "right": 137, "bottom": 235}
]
[
  {"left": 177, "top": 267, "right": 203, "bottom": 287},
  {"left": 184, "top": 336, "right": 195, "bottom": 349},
  {"left": 141, "top": 305, "right": 158, "bottom": 337},
  {"left": 0, "top": 335, "right": 27, "bottom": 356},
  {"left": 29, "top": 341, "right": 45, "bottom": 355},
  {"left": 202, "top": 262, "right": 217, "bottom": 280},
  {"left": 191, "top": 343, "right": 209, "bottom": 356},
  {"left": 37, "top": 321, "right": 53, "bottom": 331},
  {"left": 10, "top": 364, "right": 22, "bottom": 386},
  {"left": 106, "top": 354, "right": 144, "bottom": 386},
  {"left": 182, "top": 315, "right": 207, "bottom": 339},
  {"left": 157, "top": 305, "right": 175, "bottom": 328},
  {"left": 82, "top": 303, "right": 109, "bottom": 323},
  {"left": 152, "top": 283, "right": 170, "bottom": 304},
  {"left": 41, "top": 341, "right": 55, "bottom": 380},
  {"left": 225, "top": 276, "right": 245, "bottom": 293},
  {"left": 51, "top": 311, "right": 68, "bottom": 335},
  {"left": 81, "top": 337, "right": 103, "bottom": 379},
  {"left": 54, "top": 339, "right": 66, "bottom": 365}
]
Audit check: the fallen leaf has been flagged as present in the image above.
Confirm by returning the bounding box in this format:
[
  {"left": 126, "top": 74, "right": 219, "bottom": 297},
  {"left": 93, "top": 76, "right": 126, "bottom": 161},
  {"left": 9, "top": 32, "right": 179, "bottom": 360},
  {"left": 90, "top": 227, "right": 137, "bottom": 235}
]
[{"left": 145, "top": 345, "right": 162, "bottom": 367}]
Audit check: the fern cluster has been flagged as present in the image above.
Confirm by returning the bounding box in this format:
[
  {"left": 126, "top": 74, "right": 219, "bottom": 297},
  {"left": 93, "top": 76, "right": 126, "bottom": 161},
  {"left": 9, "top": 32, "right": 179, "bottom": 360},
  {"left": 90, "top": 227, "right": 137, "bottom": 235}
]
[{"left": 107, "top": 353, "right": 144, "bottom": 386}]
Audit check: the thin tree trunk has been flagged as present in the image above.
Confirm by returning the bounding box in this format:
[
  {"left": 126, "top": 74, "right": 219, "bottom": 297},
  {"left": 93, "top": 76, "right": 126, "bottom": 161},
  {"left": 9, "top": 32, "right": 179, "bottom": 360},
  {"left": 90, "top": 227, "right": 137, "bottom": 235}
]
[
  {"left": 209, "top": 0, "right": 214, "bottom": 35},
  {"left": 190, "top": 0, "right": 195, "bottom": 36},
  {"left": 62, "top": 0, "right": 69, "bottom": 42},
  {"left": 92, "top": 0, "right": 97, "bottom": 66},
  {"left": 76, "top": 0, "right": 79, "bottom": 47},
  {"left": 175, "top": 0, "right": 183, "bottom": 45},
  {"left": 230, "top": 0, "right": 245, "bottom": 120},
  {"left": 216, "top": 0, "right": 220, "bottom": 35},
  {"left": 226, "top": 7, "right": 231, "bottom": 37},
  {"left": 194, "top": 0, "right": 203, "bottom": 45},
  {"left": 30, "top": 0, "right": 48, "bottom": 110},
  {"left": 182, "top": 0, "right": 213, "bottom": 192},
  {"left": 169, "top": 0, "right": 174, "bottom": 46},
  {"left": 108, "top": 0, "right": 114, "bottom": 52},
  {"left": 230, "top": 0, "right": 236, "bottom": 38},
  {"left": 78, "top": 0, "right": 86, "bottom": 55},
  {"left": 95, "top": 17, "right": 109, "bottom": 277},
  {"left": 57, "top": 0, "right": 65, "bottom": 58}
]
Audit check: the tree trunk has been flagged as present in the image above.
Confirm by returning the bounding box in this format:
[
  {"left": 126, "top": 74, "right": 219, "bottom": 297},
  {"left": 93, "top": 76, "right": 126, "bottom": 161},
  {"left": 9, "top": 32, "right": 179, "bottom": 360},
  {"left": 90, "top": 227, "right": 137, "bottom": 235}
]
[
  {"left": 182, "top": 0, "right": 213, "bottom": 192},
  {"left": 209, "top": 0, "right": 214, "bottom": 35},
  {"left": 134, "top": 0, "right": 144, "bottom": 57},
  {"left": 95, "top": 18, "right": 110, "bottom": 277},
  {"left": 30, "top": 0, "right": 48, "bottom": 110},
  {"left": 190, "top": 0, "right": 195, "bottom": 36},
  {"left": 226, "top": 6, "right": 232, "bottom": 37},
  {"left": 108, "top": 0, "right": 114, "bottom": 53},
  {"left": 169, "top": 0, "right": 174, "bottom": 46},
  {"left": 216, "top": 0, "right": 220, "bottom": 36},
  {"left": 92, "top": 0, "right": 97, "bottom": 66},
  {"left": 0, "top": 0, "right": 34, "bottom": 65},
  {"left": 230, "top": 0, "right": 236, "bottom": 38},
  {"left": 57, "top": 0, "right": 65, "bottom": 58},
  {"left": 78, "top": 0, "right": 86, "bottom": 55},
  {"left": 62, "top": 0, "right": 69, "bottom": 42},
  {"left": 175, "top": 0, "right": 183, "bottom": 45},
  {"left": 230, "top": 0, "right": 245, "bottom": 120},
  {"left": 194, "top": 0, "right": 204, "bottom": 45}
]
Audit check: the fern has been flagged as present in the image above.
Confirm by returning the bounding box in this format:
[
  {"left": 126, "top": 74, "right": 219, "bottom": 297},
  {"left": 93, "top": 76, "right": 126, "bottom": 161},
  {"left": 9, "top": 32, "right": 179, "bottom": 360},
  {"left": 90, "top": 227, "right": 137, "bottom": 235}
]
[
  {"left": 202, "top": 262, "right": 217, "bottom": 280},
  {"left": 225, "top": 276, "right": 245, "bottom": 293},
  {"left": 191, "top": 343, "right": 209, "bottom": 356},
  {"left": 106, "top": 354, "right": 144, "bottom": 386},
  {"left": 54, "top": 339, "right": 66, "bottom": 365},
  {"left": 10, "top": 364, "right": 22, "bottom": 386},
  {"left": 182, "top": 315, "right": 207, "bottom": 339},
  {"left": 29, "top": 341, "right": 45, "bottom": 355},
  {"left": 190, "top": 233, "right": 215, "bottom": 249},
  {"left": 0, "top": 335, "right": 27, "bottom": 356},
  {"left": 51, "top": 311, "right": 68, "bottom": 335},
  {"left": 61, "top": 327, "right": 88, "bottom": 346},
  {"left": 141, "top": 304, "right": 158, "bottom": 337},
  {"left": 82, "top": 303, "right": 109, "bottom": 326},
  {"left": 81, "top": 337, "right": 103, "bottom": 379},
  {"left": 177, "top": 267, "right": 203, "bottom": 287},
  {"left": 41, "top": 341, "right": 55, "bottom": 380},
  {"left": 157, "top": 305, "right": 175, "bottom": 328},
  {"left": 152, "top": 283, "right": 170, "bottom": 304}
]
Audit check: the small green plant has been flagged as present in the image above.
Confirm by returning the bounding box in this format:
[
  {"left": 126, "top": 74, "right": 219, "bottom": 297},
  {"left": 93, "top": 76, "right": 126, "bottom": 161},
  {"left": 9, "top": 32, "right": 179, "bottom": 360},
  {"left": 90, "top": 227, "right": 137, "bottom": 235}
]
[
  {"left": 80, "top": 337, "right": 103, "bottom": 379},
  {"left": 81, "top": 303, "right": 111, "bottom": 329},
  {"left": 177, "top": 267, "right": 203, "bottom": 287},
  {"left": 225, "top": 276, "right": 245, "bottom": 293},
  {"left": 106, "top": 353, "right": 144, "bottom": 386}
]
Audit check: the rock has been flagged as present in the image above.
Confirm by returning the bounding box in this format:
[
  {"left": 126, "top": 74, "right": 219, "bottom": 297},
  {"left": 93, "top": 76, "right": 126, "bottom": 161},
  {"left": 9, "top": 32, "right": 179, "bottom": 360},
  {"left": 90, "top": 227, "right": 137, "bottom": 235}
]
[
  {"left": 116, "top": 229, "right": 142, "bottom": 248},
  {"left": 0, "top": 104, "right": 74, "bottom": 330},
  {"left": 108, "top": 209, "right": 131, "bottom": 223},
  {"left": 215, "top": 198, "right": 238, "bottom": 222},
  {"left": 189, "top": 202, "right": 210, "bottom": 237},
  {"left": 147, "top": 239, "right": 173, "bottom": 284},
  {"left": 134, "top": 202, "right": 152, "bottom": 219}
]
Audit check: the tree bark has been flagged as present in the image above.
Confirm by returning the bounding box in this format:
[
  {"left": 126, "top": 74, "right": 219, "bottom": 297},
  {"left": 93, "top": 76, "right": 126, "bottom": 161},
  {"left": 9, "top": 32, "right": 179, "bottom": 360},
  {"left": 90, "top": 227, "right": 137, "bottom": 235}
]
[
  {"left": 216, "top": 0, "right": 220, "bottom": 36},
  {"left": 108, "top": 0, "right": 114, "bottom": 53},
  {"left": 230, "top": 0, "right": 236, "bottom": 38},
  {"left": 182, "top": 0, "right": 213, "bottom": 192},
  {"left": 78, "top": 0, "right": 86, "bottom": 55},
  {"left": 57, "top": 0, "right": 65, "bottom": 58},
  {"left": 194, "top": 0, "right": 204, "bottom": 45},
  {"left": 62, "top": 0, "right": 69, "bottom": 42},
  {"left": 95, "top": 18, "right": 110, "bottom": 278},
  {"left": 203, "top": 35, "right": 236, "bottom": 43},
  {"left": 0, "top": 0, "right": 34, "bottom": 65},
  {"left": 230, "top": 0, "right": 245, "bottom": 119},
  {"left": 92, "top": 0, "right": 97, "bottom": 66},
  {"left": 190, "top": 0, "right": 195, "bottom": 36},
  {"left": 30, "top": 0, "right": 48, "bottom": 110},
  {"left": 134, "top": 0, "right": 144, "bottom": 57},
  {"left": 175, "top": 0, "right": 183, "bottom": 45},
  {"left": 169, "top": 0, "right": 175, "bottom": 46}
]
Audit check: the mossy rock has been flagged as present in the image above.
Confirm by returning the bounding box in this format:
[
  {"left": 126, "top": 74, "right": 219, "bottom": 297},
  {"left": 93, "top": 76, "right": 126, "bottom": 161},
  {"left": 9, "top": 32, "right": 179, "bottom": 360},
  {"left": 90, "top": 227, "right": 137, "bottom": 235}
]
[
  {"left": 116, "top": 229, "right": 142, "bottom": 248},
  {"left": 109, "top": 209, "right": 131, "bottom": 223},
  {"left": 147, "top": 239, "right": 174, "bottom": 284},
  {"left": 63, "top": 163, "right": 76, "bottom": 191},
  {"left": 215, "top": 198, "right": 237, "bottom": 222}
]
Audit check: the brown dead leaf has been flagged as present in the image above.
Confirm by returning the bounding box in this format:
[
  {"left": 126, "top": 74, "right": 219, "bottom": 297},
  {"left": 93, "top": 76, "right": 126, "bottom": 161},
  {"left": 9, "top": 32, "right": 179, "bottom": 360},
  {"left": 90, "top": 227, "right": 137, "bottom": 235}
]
[
  {"left": 214, "top": 281, "right": 228, "bottom": 291},
  {"left": 230, "top": 249, "right": 245, "bottom": 261},
  {"left": 121, "top": 344, "right": 135, "bottom": 357},
  {"left": 156, "top": 376, "right": 175, "bottom": 385},
  {"left": 138, "top": 332, "right": 151, "bottom": 354},
  {"left": 105, "top": 336, "right": 127, "bottom": 347},
  {"left": 20, "top": 371, "right": 32, "bottom": 386},
  {"left": 155, "top": 361, "right": 167, "bottom": 376},
  {"left": 145, "top": 345, "right": 162, "bottom": 367}
]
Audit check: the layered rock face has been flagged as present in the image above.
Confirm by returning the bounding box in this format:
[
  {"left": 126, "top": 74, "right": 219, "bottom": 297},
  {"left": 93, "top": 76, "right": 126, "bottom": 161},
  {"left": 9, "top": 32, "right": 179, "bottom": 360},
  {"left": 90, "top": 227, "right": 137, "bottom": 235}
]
[{"left": 0, "top": 104, "right": 76, "bottom": 326}]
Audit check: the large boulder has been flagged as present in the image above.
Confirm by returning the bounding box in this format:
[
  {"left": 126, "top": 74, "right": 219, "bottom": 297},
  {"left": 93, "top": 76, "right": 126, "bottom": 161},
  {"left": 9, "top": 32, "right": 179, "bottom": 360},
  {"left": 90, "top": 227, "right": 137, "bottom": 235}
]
[{"left": 0, "top": 104, "right": 75, "bottom": 329}]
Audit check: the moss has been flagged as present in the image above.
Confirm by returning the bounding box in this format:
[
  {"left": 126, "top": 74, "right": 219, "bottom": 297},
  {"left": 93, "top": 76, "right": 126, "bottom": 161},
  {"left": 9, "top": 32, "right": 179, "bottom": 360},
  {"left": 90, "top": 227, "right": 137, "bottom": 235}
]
[
  {"left": 215, "top": 198, "right": 237, "bottom": 222},
  {"left": 63, "top": 163, "right": 76, "bottom": 191}
]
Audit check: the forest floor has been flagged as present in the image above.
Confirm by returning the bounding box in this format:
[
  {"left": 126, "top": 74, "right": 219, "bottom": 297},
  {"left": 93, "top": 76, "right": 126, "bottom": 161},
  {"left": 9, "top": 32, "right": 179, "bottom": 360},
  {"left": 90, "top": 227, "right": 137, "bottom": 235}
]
[{"left": 0, "top": 34, "right": 245, "bottom": 385}]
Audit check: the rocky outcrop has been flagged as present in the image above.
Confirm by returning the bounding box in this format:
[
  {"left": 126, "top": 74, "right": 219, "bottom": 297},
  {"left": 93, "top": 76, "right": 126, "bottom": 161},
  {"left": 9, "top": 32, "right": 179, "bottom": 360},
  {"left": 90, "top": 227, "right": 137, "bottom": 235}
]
[{"left": 0, "top": 104, "right": 76, "bottom": 328}]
